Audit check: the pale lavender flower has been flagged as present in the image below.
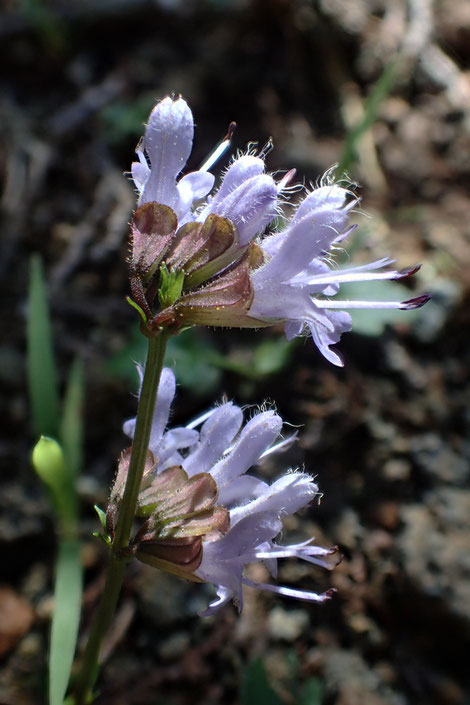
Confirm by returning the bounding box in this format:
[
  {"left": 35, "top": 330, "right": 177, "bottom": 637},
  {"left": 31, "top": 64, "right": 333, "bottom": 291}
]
[
  {"left": 196, "top": 154, "right": 279, "bottom": 246},
  {"left": 122, "top": 366, "right": 199, "bottom": 468},
  {"left": 123, "top": 368, "right": 339, "bottom": 614},
  {"left": 248, "top": 183, "right": 429, "bottom": 366},
  {"left": 132, "top": 96, "right": 279, "bottom": 239},
  {"left": 132, "top": 96, "right": 214, "bottom": 223},
  {"left": 130, "top": 96, "right": 428, "bottom": 365}
]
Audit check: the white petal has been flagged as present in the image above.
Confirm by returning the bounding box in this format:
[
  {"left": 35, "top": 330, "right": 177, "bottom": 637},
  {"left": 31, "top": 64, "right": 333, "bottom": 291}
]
[
  {"left": 217, "top": 474, "right": 269, "bottom": 506},
  {"left": 176, "top": 170, "right": 215, "bottom": 222},
  {"left": 183, "top": 403, "right": 243, "bottom": 476},
  {"left": 148, "top": 368, "right": 176, "bottom": 453},
  {"left": 131, "top": 151, "right": 150, "bottom": 191},
  {"left": 230, "top": 473, "right": 317, "bottom": 525},
  {"left": 210, "top": 410, "right": 282, "bottom": 488},
  {"left": 140, "top": 96, "right": 194, "bottom": 209},
  {"left": 198, "top": 155, "right": 265, "bottom": 222}
]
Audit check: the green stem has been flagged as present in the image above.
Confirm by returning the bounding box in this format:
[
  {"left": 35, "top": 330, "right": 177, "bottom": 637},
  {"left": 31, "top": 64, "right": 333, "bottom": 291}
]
[{"left": 73, "top": 332, "right": 168, "bottom": 705}]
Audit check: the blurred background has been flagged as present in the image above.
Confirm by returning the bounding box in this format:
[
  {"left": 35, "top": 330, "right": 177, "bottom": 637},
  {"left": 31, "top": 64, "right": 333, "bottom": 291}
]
[{"left": 1, "top": 0, "right": 470, "bottom": 703}]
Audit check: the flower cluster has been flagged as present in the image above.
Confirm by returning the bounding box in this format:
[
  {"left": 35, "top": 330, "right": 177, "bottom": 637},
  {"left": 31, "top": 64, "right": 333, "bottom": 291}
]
[
  {"left": 107, "top": 95, "right": 430, "bottom": 613},
  {"left": 129, "top": 95, "right": 428, "bottom": 366},
  {"left": 108, "top": 368, "right": 339, "bottom": 614}
]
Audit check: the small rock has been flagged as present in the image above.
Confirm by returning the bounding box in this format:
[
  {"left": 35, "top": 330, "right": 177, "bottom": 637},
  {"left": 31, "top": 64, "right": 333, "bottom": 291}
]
[
  {"left": 333, "top": 509, "right": 365, "bottom": 550},
  {"left": 398, "top": 488, "right": 470, "bottom": 620},
  {"left": 0, "top": 586, "right": 35, "bottom": 657},
  {"left": 323, "top": 648, "right": 406, "bottom": 705},
  {"left": 382, "top": 458, "right": 411, "bottom": 481},
  {"left": 158, "top": 632, "right": 190, "bottom": 660},
  {"left": 268, "top": 606, "right": 309, "bottom": 641},
  {"left": 374, "top": 501, "right": 400, "bottom": 531}
]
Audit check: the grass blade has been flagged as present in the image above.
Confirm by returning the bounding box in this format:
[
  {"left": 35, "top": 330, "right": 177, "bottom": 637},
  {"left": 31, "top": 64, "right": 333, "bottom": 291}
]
[
  {"left": 337, "top": 60, "right": 399, "bottom": 176},
  {"left": 60, "top": 358, "right": 85, "bottom": 482},
  {"left": 27, "top": 255, "right": 60, "bottom": 438},
  {"left": 49, "top": 539, "right": 83, "bottom": 705}
]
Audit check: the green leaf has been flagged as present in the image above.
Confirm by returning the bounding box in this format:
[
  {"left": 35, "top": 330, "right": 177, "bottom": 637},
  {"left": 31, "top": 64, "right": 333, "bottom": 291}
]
[
  {"left": 338, "top": 60, "right": 399, "bottom": 176},
  {"left": 100, "top": 94, "right": 156, "bottom": 145},
  {"left": 126, "top": 296, "right": 148, "bottom": 324},
  {"left": 60, "top": 358, "right": 85, "bottom": 484},
  {"left": 49, "top": 539, "right": 83, "bottom": 705},
  {"left": 240, "top": 659, "right": 286, "bottom": 705},
  {"left": 19, "top": 0, "right": 66, "bottom": 52},
  {"left": 298, "top": 678, "right": 324, "bottom": 705},
  {"left": 94, "top": 505, "right": 107, "bottom": 531},
  {"left": 252, "top": 338, "right": 293, "bottom": 375},
  {"left": 166, "top": 329, "right": 222, "bottom": 396},
  {"left": 27, "top": 255, "right": 60, "bottom": 438},
  {"left": 60, "top": 360, "right": 85, "bottom": 489}
]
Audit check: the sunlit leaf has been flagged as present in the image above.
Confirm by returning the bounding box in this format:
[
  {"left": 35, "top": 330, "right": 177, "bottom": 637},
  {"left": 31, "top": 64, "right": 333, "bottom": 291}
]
[
  {"left": 27, "top": 255, "right": 60, "bottom": 438},
  {"left": 49, "top": 540, "right": 83, "bottom": 705},
  {"left": 60, "top": 358, "right": 85, "bottom": 482},
  {"left": 338, "top": 60, "right": 399, "bottom": 175}
]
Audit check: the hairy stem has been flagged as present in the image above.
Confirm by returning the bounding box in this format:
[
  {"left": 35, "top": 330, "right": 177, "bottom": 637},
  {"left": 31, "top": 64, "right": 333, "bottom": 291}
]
[{"left": 73, "top": 332, "right": 169, "bottom": 704}]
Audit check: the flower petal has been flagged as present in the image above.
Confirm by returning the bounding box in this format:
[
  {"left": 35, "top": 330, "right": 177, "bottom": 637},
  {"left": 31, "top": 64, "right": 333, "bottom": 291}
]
[
  {"left": 208, "top": 174, "right": 278, "bottom": 246},
  {"left": 230, "top": 473, "right": 318, "bottom": 526},
  {"left": 183, "top": 403, "right": 243, "bottom": 476},
  {"left": 140, "top": 96, "right": 194, "bottom": 209},
  {"left": 177, "top": 171, "right": 215, "bottom": 224},
  {"left": 123, "top": 367, "right": 176, "bottom": 454},
  {"left": 210, "top": 410, "right": 282, "bottom": 489},
  {"left": 199, "top": 155, "right": 266, "bottom": 220}
]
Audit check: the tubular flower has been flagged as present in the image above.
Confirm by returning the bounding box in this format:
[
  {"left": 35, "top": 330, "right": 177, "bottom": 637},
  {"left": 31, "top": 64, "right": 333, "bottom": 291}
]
[
  {"left": 132, "top": 96, "right": 215, "bottom": 223},
  {"left": 130, "top": 96, "right": 428, "bottom": 364},
  {"left": 129, "top": 96, "right": 280, "bottom": 331},
  {"left": 111, "top": 368, "right": 340, "bottom": 614},
  {"left": 247, "top": 183, "right": 430, "bottom": 366}
]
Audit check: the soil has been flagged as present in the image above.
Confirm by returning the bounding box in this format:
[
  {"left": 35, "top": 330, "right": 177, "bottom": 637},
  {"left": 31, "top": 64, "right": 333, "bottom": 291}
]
[{"left": 1, "top": 1, "right": 470, "bottom": 704}]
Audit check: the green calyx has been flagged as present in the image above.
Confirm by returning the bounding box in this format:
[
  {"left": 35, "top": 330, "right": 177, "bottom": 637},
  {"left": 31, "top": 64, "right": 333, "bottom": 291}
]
[{"left": 157, "top": 264, "right": 185, "bottom": 309}]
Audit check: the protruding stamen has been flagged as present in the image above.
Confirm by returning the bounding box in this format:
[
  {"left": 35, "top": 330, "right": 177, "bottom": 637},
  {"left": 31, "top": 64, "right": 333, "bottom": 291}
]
[
  {"left": 186, "top": 408, "right": 217, "bottom": 430},
  {"left": 277, "top": 168, "right": 296, "bottom": 192},
  {"left": 395, "top": 264, "right": 422, "bottom": 279},
  {"left": 400, "top": 293, "right": 431, "bottom": 309},
  {"left": 224, "top": 121, "right": 237, "bottom": 142},
  {"left": 260, "top": 433, "right": 297, "bottom": 458},
  {"left": 242, "top": 577, "right": 336, "bottom": 603},
  {"left": 259, "top": 137, "right": 274, "bottom": 160},
  {"left": 199, "top": 122, "right": 237, "bottom": 172},
  {"left": 314, "top": 297, "right": 429, "bottom": 310}
]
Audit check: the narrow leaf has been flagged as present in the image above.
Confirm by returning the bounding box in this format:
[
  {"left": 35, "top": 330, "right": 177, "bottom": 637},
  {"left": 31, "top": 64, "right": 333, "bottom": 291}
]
[
  {"left": 298, "top": 678, "right": 324, "bottom": 705},
  {"left": 49, "top": 539, "right": 83, "bottom": 705},
  {"left": 94, "top": 505, "right": 107, "bottom": 531},
  {"left": 338, "top": 60, "right": 399, "bottom": 175},
  {"left": 27, "top": 255, "right": 60, "bottom": 438},
  {"left": 60, "top": 358, "right": 85, "bottom": 483},
  {"left": 240, "top": 659, "right": 286, "bottom": 705}
]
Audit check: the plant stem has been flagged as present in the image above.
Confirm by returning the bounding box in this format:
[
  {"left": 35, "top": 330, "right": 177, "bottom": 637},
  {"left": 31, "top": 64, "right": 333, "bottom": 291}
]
[{"left": 73, "top": 332, "right": 168, "bottom": 705}]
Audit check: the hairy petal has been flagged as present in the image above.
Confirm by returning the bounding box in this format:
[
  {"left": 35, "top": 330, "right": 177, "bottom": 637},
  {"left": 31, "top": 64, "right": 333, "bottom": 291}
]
[
  {"left": 230, "top": 473, "right": 318, "bottom": 526},
  {"left": 208, "top": 174, "right": 278, "bottom": 245},
  {"left": 198, "top": 155, "right": 266, "bottom": 220},
  {"left": 183, "top": 403, "right": 244, "bottom": 476},
  {"left": 139, "top": 96, "right": 194, "bottom": 209},
  {"left": 210, "top": 410, "right": 282, "bottom": 489}
]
